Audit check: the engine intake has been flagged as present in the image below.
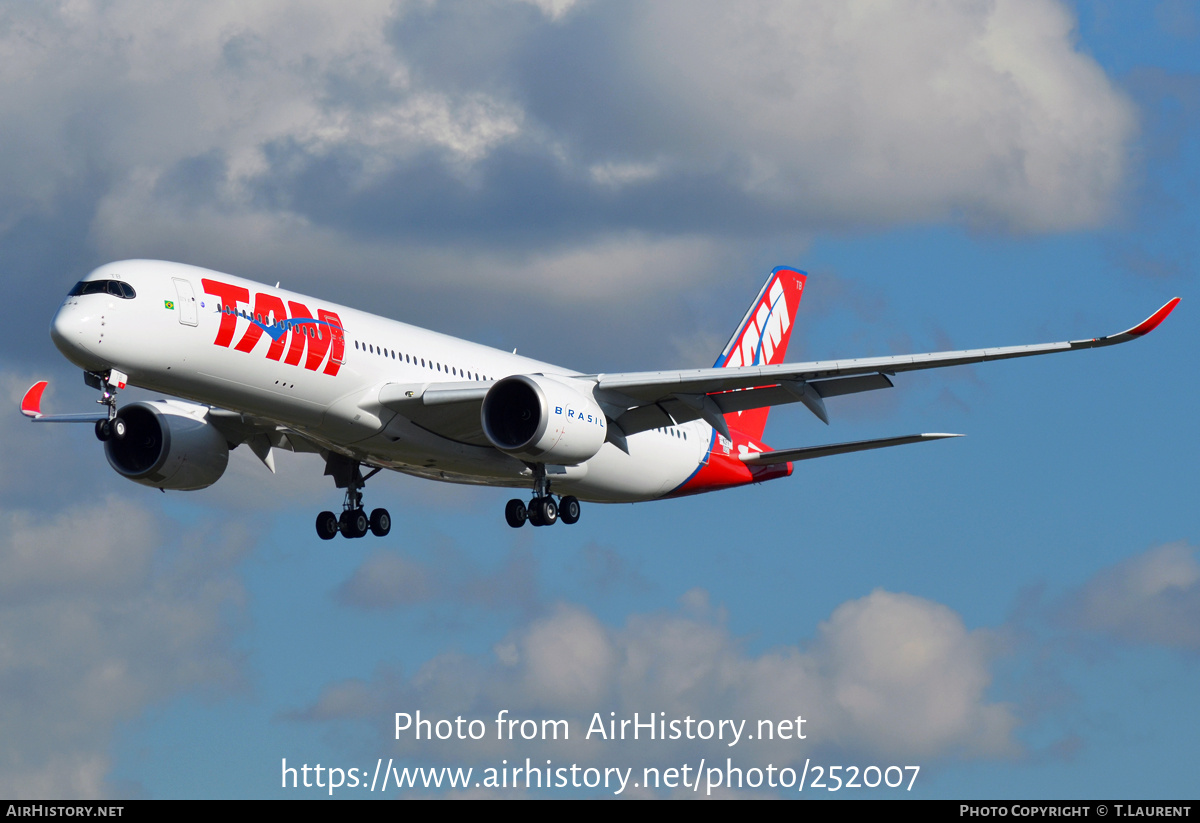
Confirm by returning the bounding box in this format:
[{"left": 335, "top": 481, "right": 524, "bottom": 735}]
[
  {"left": 105, "top": 401, "right": 230, "bottom": 490},
  {"left": 481, "top": 375, "right": 607, "bottom": 464}
]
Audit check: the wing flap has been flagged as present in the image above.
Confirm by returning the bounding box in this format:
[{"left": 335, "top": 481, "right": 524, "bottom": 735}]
[
  {"left": 202, "top": 407, "right": 326, "bottom": 464},
  {"left": 812, "top": 373, "right": 894, "bottom": 397},
  {"left": 614, "top": 402, "right": 677, "bottom": 437}
]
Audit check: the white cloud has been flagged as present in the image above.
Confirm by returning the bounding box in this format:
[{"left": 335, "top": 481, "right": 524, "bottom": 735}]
[
  {"left": 1063, "top": 542, "right": 1200, "bottom": 651},
  {"left": 513, "top": 0, "right": 584, "bottom": 22},
  {"left": 812, "top": 590, "right": 1014, "bottom": 757},
  {"left": 625, "top": 0, "right": 1135, "bottom": 231},
  {"left": 296, "top": 587, "right": 1016, "bottom": 779},
  {"left": 0, "top": 0, "right": 1135, "bottom": 300},
  {"left": 588, "top": 161, "right": 662, "bottom": 188},
  {"left": 0, "top": 2, "right": 517, "bottom": 224},
  {"left": 89, "top": 178, "right": 740, "bottom": 300}
]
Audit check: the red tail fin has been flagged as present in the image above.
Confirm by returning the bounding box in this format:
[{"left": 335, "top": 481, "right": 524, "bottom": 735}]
[{"left": 712, "top": 267, "right": 806, "bottom": 441}]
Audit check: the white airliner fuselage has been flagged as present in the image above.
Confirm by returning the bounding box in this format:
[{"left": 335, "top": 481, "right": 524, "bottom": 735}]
[
  {"left": 31, "top": 259, "right": 1178, "bottom": 535},
  {"left": 48, "top": 260, "right": 711, "bottom": 502}
]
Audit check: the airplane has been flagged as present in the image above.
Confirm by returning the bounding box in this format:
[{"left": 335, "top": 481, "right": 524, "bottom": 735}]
[{"left": 22, "top": 260, "right": 1179, "bottom": 536}]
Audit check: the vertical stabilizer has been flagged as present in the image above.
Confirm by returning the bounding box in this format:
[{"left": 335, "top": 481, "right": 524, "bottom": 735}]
[{"left": 712, "top": 267, "right": 806, "bottom": 440}]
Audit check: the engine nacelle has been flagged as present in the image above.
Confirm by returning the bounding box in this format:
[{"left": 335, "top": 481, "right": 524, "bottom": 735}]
[
  {"left": 105, "top": 400, "right": 230, "bottom": 490},
  {"left": 481, "top": 375, "right": 607, "bottom": 464}
]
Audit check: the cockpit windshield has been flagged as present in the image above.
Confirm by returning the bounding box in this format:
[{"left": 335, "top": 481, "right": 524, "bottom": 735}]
[{"left": 68, "top": 279, "right": 136, "bottom": 299}]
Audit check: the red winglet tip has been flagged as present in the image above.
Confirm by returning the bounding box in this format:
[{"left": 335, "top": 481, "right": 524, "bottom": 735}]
[
  {"left": 20, "top": 381, "right": 48, "bottom": 418},
  {"left": 1128, "top": 297, "right": 1181, "bottom": 337}
]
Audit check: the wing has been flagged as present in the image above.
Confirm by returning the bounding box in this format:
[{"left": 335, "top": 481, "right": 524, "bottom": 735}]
[
  {"left": 204, "top": 407, "right": 325, "bottom": 473},
  {"left": 377, "top": 381, "right": 493, "bottom": 446},
  {"left": 588, "top": 298, "right": 1181, "bottom": 436}
]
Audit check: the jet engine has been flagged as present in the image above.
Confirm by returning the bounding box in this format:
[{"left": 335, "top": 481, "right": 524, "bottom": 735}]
[
  {"left": 105, "top": 400, "right": 230, "bottom": 490},
  {"left": 481, "top": 375, "right": 607, "bottom": 464}
]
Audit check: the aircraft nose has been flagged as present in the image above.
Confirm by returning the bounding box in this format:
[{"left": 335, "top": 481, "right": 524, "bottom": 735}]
[
  {"left": 50, "top": 302, "right": 77, "bottom": 349},
  {"left": 50, "top": 301, "right": 102, "bottom": 369}
]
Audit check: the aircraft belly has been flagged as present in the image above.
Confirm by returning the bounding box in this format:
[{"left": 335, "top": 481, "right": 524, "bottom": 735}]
[
  {"left": 185, "top": 371, "right": 327, "bottom": 425},
  {"left": 332, "top": 413, "right": 528, "bottom": 481},
  {"left": 561, "top": 435, "right": 702, "bottom": 503}
]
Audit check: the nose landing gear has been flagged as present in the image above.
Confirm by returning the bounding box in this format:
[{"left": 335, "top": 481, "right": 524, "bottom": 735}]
[
  {"left": 88, "top": 369, "right": 127, "bottom": 442},
  {"left": 316, "top": 457, "right": 391, "bottom": 540}
]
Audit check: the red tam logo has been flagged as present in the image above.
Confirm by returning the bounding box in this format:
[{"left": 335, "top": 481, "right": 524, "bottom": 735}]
[{"left": 201, "top": 278, "right": 345, "bottom": 376}]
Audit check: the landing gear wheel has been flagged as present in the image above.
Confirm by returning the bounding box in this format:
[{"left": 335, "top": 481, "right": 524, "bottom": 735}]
[
  {"left": 537, "top": 497, "right": 558, "bottom": 526},
  {"left": 559, "top": 496, "right": 580, "bottom": 525},
  {"left": 111, "top": 417, "right": 127, "bottom": 439},
  {"left": 95, "top": 419, "right": 111, "bottom": 441},
  {"left": 339, "top": 508, "right": 369, "bottom": 538},
  {"left": 528, "top": 498, "right": 544, "bottom": 527},
  {"left": 505, "top": 499, "right": 528, "bottom": 528},
  {"left": 315, "top": 511, "right": 339, "bottom": 540},
  {"left": 369, "top": 508, "right": 391, "bottom": 537}
]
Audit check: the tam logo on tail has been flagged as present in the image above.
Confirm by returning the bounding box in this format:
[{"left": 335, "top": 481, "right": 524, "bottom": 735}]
[
  {"left": 710, "top": 267, "right": 806, "bottom": 442},
  {"left": 715, "top": 267, "right": 805, "bottom": 370}
]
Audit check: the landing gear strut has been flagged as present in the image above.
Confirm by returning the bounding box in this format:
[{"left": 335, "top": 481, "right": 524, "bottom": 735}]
[
  {"left": 505, "top": 466, "right": 581, "bottom": 528},
  {"left": 316, "top": 457, "right": 391, "bottom": 540},
  {"left": 89, "top": 369, "right": 125, "bottom": 442}
]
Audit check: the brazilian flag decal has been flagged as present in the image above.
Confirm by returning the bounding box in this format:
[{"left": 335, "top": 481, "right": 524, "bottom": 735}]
[{"left": 164, "top": 300, "right": 175, "bottom": 310}]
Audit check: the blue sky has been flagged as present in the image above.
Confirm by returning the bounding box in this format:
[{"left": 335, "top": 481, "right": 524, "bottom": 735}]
[{"left": 0, "top": 0, "right": 1195, "bottom": 799}]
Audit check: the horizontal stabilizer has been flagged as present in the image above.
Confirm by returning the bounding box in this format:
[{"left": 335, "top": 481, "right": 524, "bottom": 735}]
[
  {"left": 20, "top": 381, "right": 107, "bottom": 422},
  {"left": 739, "top": 433, "right": 963, "bottom": 465}
]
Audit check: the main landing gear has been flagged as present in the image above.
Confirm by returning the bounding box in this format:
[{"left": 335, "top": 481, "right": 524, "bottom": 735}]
[
  {"left": 316, "top": 458, "right": 391, "bottom": 540},
  {"left": 504, "top": 467, "right": 581, "bottom": 528}
]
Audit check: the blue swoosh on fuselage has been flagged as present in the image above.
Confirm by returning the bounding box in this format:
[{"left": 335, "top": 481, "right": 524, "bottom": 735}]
[{"left": 215, "top": 309, "right": 341, "bottom": 342}]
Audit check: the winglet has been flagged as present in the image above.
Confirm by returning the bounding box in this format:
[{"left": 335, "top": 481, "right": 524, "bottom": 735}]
[
  {"left": 20, "top": 381, "right": 48, "bottom": 418},
  {"left": 1124, "top": 297, "right": 1180, "bottom": 338},
  {"left": 1077, "top": 298, "right": 1181, "bottom": 349}
]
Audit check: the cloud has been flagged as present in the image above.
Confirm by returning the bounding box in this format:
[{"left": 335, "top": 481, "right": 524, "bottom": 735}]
[
  {"left": 0, "top": 497, "right": 251, "bottom": 798},
  {"left": 0, "top": 2, "right": 1134, "bottom": 287},
  {"left": 0, "top": 0, "right": 1139, "bottom": 374},
  {"left": 1061, "top": 542, "right": 1200, "bottom": 651},
  {"left": 294, "top": 587, "right": 1016, "bottom": 786}
]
